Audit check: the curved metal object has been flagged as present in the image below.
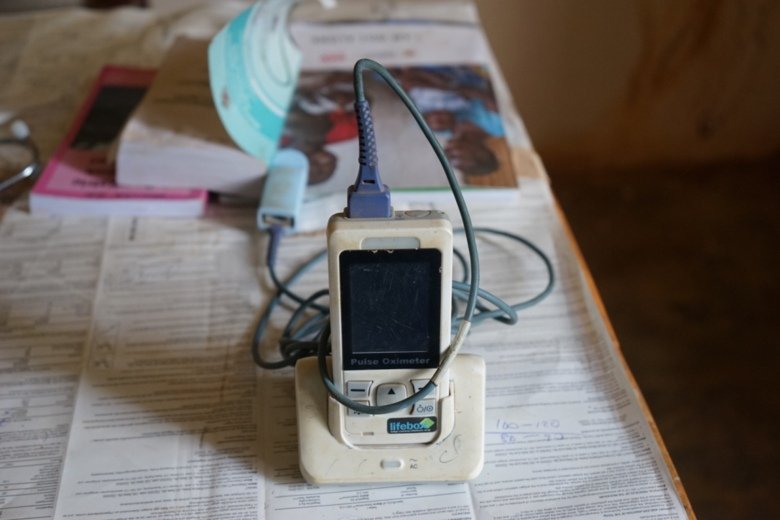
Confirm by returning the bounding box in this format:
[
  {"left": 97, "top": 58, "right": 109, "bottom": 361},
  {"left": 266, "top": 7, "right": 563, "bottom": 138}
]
[{"left": 0, "top": 120, "right": 41, "bottom": 192}]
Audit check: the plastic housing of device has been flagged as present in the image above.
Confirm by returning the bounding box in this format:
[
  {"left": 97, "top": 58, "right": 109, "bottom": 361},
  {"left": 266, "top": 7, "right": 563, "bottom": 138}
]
[
  {"left": 326, "top": 210, "right": 454, "bottom": 446},
  {"left": 295, "top": 355, "right": 485, "bottom": 484}
]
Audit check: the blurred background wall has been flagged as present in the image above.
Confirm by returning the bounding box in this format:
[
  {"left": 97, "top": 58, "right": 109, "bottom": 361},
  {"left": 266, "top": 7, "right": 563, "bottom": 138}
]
[{"left": 476, "top": 0, "right": 780, "bottom": 172}]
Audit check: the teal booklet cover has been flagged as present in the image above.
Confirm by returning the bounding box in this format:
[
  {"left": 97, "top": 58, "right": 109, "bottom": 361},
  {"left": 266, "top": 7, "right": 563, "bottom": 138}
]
[{"left": 208, "top": 0, "right": 302, "bottom": 166}]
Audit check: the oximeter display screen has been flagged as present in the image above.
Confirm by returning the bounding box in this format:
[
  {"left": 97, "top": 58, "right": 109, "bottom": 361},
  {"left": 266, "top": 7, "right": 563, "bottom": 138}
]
[{"left": 340, "top": 249, "right": 441, "bottom": 369}]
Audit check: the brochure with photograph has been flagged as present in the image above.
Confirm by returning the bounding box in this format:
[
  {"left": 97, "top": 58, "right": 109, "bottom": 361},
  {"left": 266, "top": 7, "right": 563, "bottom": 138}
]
[
  {"left": 282, "top": 63, "right": 517, "bottom": 199},
  {"left": 286, "top": 21, "right": 520, "bottom": 208}
]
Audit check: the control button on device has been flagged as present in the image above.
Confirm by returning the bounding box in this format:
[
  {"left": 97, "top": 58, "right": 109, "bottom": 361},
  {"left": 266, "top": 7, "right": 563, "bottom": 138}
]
[
  {"left": 347, "top": 400, "right": 370, "bottom": 416},
  {"left": 376, "top": 383, "right": 407, "bottom": 406},
  {"left": 410, "top": 398, "right": 437, "bottom": 416},
  {"left": 404, "top": 210, "right": 431, "bottom": 218},
  {"left": 346, "top": 380, "right": 373, "bottom": 398},
  {"left": 411, "top": 379, "right": 436, "bottom": 398}
]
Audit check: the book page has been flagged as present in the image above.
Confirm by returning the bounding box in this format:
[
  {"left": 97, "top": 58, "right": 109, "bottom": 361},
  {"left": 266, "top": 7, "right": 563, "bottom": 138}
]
[
  {"left": 52, "top": 213, "right": 265, "bottom": 519},
  {"left": 289, "top": 16, "right": 531, "bottom": 151},
  {"left": 285, "top": 22, "right": 521, "bottom": 203},
  {"left": 464, "top": 184, "right": 688, "bottom": 518},
  {"left": 0, "top": 210, "right": 107, "bottom": 519}
]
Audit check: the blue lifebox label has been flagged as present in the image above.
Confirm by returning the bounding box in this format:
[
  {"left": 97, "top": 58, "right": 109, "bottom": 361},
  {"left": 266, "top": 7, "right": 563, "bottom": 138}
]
[{"left": 387, "top": 417, "right": 438, "bottom": 434}]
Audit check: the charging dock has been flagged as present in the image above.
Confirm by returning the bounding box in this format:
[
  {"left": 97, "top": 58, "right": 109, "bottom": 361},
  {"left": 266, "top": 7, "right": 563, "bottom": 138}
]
[{"left": 295, "top": 355, "right": 485, "bottom": 484}]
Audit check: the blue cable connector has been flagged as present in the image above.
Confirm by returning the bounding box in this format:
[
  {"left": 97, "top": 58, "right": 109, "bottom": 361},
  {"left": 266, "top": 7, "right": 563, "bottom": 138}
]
[
  {"left": 257, "top": 149, "right": 309, "bottom": 232},
  {"left": 346, "top": 99, "right": 392, "bottom": 218}
]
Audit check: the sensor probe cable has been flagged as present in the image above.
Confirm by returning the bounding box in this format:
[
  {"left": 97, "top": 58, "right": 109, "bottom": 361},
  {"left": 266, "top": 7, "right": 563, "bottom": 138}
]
[{"left": 251, "top": 59, "right": 555, "bottom": 415}]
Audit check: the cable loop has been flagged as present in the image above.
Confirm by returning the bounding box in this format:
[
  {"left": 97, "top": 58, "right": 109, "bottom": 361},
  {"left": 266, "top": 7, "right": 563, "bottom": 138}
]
[{"left": 251, "top": 60, "right": 555, "bottom": 414}]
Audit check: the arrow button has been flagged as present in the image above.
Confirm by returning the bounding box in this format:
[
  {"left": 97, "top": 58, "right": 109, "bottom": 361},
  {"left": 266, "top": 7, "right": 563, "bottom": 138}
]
[{"left": 376, "top": 383, "right": 407, "bottom": 406}]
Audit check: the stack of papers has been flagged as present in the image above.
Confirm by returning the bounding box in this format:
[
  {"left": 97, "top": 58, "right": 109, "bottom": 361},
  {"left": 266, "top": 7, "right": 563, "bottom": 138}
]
[
  {"left": 116, "top": 38, "right": 267, "bottom": 197},
  {"left": 114, "top": 13, "right": 527, "bottom": 210}
]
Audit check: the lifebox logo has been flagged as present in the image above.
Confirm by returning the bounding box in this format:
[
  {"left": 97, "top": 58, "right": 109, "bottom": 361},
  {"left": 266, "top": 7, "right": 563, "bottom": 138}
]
[{"left": 387, "top": 417, "right": 437, "bottom": 434}]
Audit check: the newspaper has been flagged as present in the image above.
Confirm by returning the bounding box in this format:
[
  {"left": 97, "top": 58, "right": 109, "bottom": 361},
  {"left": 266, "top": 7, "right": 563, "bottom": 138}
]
[{"left": 0, "top": 178, "right": 689, "bottom": 519}]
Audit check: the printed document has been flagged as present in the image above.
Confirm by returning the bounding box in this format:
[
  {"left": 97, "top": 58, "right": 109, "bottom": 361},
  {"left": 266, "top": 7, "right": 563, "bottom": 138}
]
[{"left": 0, "top": 212, "right": 106, "bottom": 519}]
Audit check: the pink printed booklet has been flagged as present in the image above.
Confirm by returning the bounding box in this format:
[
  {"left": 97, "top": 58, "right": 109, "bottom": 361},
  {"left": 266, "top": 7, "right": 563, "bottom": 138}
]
[{"left": 30, "top": 66, "right": 207, "bottom": 217}]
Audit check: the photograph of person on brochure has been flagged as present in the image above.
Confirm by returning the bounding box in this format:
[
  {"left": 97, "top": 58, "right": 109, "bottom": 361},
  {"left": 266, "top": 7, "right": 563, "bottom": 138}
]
[{"left": 280, "top": 65, "right": 515, "bottom": 192}]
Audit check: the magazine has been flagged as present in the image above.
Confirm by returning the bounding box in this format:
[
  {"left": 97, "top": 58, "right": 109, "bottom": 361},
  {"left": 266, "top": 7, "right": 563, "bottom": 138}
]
[
  {"left": 287, "top": 21, "right": 519, "bottom": 204},
  {"left": 283, "top": 64, "right": 517, "bottom": 195},
  {"left": 30, "top": 66, "right": 207, "bottom": 217},
  {"left": 280, "top": 21, "right": 525, "bottom": 229}
]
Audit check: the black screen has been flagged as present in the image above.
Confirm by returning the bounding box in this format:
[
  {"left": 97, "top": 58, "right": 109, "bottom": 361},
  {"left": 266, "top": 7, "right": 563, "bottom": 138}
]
[{"left": 340, "top": 249, "right": 441, "bottom": 370}]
